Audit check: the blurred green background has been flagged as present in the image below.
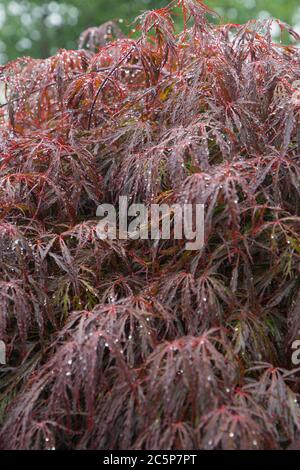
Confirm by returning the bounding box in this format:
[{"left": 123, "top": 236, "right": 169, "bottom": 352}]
[{"left": 1, "top": 0, "right": 300, "bottom": 64}]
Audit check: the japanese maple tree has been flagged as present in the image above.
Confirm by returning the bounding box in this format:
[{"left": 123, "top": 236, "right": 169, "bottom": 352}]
[{"left": 1, "top": 0, "right": 300, "bottom": 450}]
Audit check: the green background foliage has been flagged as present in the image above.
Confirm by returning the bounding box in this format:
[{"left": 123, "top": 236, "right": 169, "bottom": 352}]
[{"left": 0, "top": 0, "right": 300, "bottom": 64}]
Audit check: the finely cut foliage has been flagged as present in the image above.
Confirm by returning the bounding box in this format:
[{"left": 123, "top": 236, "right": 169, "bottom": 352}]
[{"left": 1, "top": 0, "right": 300, "bottom": 450}]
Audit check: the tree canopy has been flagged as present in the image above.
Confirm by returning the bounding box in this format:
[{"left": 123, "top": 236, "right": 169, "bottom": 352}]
[
  {"left": 1, "top": 0, "right": 300, "bottom": 450},
  {"left": 1, "top": 1, "right": 300, "bottom": 63}
]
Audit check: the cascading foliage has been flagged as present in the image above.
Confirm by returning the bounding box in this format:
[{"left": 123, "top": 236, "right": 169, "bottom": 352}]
[{"left": 1, "top": 0, "right": 300, "bottom": 450}]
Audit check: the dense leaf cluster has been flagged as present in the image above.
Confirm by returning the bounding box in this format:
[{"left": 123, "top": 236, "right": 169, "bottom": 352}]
[{"left": 1, "top": 0, "right": 300, "bottom": 450}]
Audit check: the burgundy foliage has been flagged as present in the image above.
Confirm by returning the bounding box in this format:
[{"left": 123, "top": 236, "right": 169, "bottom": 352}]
[{"left": 1, "top": 0, "right": 300, "bottom": 449}]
